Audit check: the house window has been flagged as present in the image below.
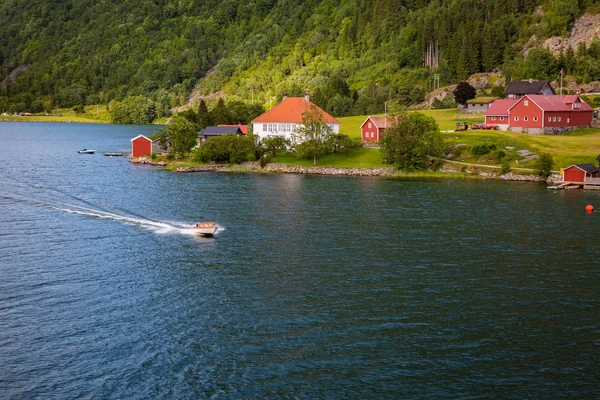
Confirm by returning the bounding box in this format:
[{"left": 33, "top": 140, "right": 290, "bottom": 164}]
[
  {"left": 524, "top": 100, "right": 529, "bottom": 106},
  {"left": 263, "top": 124, "right": 267, "bottom": 131},
  {"left": 514, "top": 117, "right": 519, "bottom": 121},
  {"left": 567, "top": 118, "right": 570, "bottom": 124},
  {"left": 552, "top": 117, "right": 556, "bottom": 122},
  {"left": 524, "top": 117, "right": 528, "bottom": 121},
  {"left": 371, "top": 132, "right": 375, "bottom": 138},
  {"left": 557, "top": 117, "right": 561, "bottom": 122},
  {"left": 573, "top": 102, "right": 581, "bottom": 109},
  {"left": 368, "top": 123, "right": 372, "bottom": 128},
  {"left": 492, "top": 117, "right": 496, "bottom": 121},
  {"left": 548, "top": 117, "right": 552, "bottom": 122},
  {"left": 500, "top": 117, "right": 504, "bottom": 121},
  {"left": 534, "top": 117, "right": 538, "bottom": 121}
]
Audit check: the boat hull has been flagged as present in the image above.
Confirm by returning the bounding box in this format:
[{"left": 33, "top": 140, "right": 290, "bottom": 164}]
[{"left": 191, "top": 223, "right": 218, "bottom": 237}]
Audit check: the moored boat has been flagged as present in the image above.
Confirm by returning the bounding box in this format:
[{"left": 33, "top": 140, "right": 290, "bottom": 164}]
[
  {"left": 78, "top": 149, "right": 96, "bottom": 154},
  {"left": 191, "top": 222, "right": 218, "bottom": 237}
]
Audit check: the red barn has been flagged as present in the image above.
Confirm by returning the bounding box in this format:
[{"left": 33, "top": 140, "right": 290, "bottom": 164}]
[
  {"left": 562, "top": 164, "right": 599, "bottom": 183},
  {"left": 360, "top": 116, "right": 391, "bottom": 142},
  {"left": 131, "top": 135, "right": 153, "bottom": 158},
  {"left": 484, "top": 95, "right": 593, "bottom": 134}
]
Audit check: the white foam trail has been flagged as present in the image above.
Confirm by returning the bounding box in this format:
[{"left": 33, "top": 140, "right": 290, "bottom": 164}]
[{"left": 2, "top": 177, "right": 220, "bottom": 237}]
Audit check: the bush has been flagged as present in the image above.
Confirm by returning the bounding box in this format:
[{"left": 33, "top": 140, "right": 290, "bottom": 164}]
[
  {"left": 471, "top": 142, "right": 497, "bottom": 156},
  {"left": 534, "top": 153, "right": 554, "bottom": 178},
  {"left": 501, "top": 158, "right": 511, "bottom": 174},
  {"left": 194, "top": 134, "right": 254, "bottom": 164},
  {"left": 496, "top": 150, "right": 506, "bottom": 161},
  {"left": 72, "top": 104, "right": 85, "bottom": 114},
  {"left": 259, "top": 153, "right": 272, "bottom": 168}
]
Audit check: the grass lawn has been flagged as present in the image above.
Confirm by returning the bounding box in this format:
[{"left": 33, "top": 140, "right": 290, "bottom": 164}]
[
  {"left": 275, "top": 147, "right": 385, "bottom": 168},
  {"left": 338, "top": 109, "right": 600, "bottom": 169},
  {"left": 1, "top": 105, "right": 112, "bottom": 123}
]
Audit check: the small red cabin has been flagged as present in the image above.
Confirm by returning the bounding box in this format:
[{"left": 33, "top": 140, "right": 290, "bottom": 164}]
[
  {"left": 360, "top": 116, "right": 390, "bottom": 142},
  {"left": 562, "top": 164, "right": 599, "bottom": 183},
  {"left": 131, "top": 135, "right": 153, "bottom": 158}
]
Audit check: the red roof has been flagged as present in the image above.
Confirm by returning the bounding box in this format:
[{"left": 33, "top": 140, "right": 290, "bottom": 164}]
[
  {"left": 252, "top": 97, "right": 340, "bottom": 125},
  {"left": 523, "top": 95, "right": 594, "bottom": 112},
  {"left": 485, "top": 99, "right": 518, "bottom": 116},
  {"left": 360, "top": 116, "right": 394, "bottom": 128}
]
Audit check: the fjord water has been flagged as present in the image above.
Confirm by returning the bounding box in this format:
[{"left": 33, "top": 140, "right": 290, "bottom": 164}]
[{"left": 1, "top": 122, "right": 599, "bottom": 399}]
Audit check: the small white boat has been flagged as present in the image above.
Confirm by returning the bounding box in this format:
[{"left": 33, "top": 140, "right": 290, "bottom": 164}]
[
  {"left": 78, "top": 149, "right": 96, "bottom": 154},
  {"left": 191, "top": 222, "right": 218, "bottom": 237}
]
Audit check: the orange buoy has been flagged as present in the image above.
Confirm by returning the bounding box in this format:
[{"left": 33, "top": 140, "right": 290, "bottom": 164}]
[{"left": 586, "top": 204, "right": 594, "bottom": 212}]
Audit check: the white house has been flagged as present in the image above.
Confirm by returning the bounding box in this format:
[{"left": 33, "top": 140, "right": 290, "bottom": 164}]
[{"left": 251, "top": 95, "right": 340, "bottom": 142}]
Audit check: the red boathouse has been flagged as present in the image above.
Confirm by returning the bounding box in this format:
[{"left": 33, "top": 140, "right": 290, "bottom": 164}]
[{"left": 131, "top": 135, "right": 153, "bottom": 158}]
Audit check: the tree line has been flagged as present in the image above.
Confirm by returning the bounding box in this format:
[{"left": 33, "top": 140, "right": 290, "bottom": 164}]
[{"left": 2, "top": 0, "right": 600, "bottom": 116}]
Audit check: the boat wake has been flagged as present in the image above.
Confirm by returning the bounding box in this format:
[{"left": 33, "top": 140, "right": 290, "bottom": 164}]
[{"left": 0, "top": 175, "right": 216, "bottom": 237}]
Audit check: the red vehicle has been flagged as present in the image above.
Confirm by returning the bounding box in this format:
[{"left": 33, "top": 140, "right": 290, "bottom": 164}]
[{"left": 471, "top": 123, "right": 499, "bottom": 130}]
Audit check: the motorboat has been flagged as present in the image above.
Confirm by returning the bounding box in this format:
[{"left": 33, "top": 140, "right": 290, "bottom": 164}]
[
  {"left": 191, "top": 222, "right": 218, "bottom": 237},
  {"left": 78, "top": 149, "right": 96, "bottom": 154}
]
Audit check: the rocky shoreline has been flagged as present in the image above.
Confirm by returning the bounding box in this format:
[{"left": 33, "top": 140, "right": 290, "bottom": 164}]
[{"left": 130, "top": 157, "right": 556, "bottom": 183}]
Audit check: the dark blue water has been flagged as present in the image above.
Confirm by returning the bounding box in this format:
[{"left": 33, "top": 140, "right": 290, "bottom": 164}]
[{"left": 1, "top": 122, "right": 599, "bottom": 399}]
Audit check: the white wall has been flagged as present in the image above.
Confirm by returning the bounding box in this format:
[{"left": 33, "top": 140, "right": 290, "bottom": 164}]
[{"left": 253, "top": 122, "right": 340, "bottom": 142}]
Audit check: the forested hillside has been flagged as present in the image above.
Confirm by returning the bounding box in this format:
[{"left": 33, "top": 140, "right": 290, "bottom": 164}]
[{"left": 1, "top": 0, "right": 600, "bottom": 118}]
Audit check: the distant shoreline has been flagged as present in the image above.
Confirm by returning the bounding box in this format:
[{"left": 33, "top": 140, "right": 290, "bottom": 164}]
[{"left": 130, "top": 157, "right": 553, "bottom": 183}]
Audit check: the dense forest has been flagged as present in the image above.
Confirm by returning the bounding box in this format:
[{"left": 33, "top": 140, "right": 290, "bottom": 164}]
[{"left": 1, "top": 0, "right": 600, "bottom": 119}]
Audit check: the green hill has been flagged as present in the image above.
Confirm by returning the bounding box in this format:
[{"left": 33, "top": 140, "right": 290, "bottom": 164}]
[{"left": 1, "top": 0, "right": 600, "bottom": 117}]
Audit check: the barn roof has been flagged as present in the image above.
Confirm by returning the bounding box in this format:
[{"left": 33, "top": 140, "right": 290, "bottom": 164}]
[
  {"left": 520, "top": 95, "right": 594, "bottom": 112},
  {"left": 252, "top": 96, "right": 340, "bottom": 125},
  {"left": 484, "top": 99, "right": 518, "bottom": 116},
  {"left": 504, "top": 80, "right": 554, "bottom": 95}
]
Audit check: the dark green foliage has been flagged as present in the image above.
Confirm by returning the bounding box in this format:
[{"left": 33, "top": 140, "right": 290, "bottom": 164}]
[
  {"left": 211, "top": 98, "right": 232, "bottom": 125},
  {"left": 72, "top": 104, "right": 85, "bottom": 114},
  {"left": 471, "top": 143, "right": 497, "bottom": 156},
  {"left": 263, "top": 136, "right": 290, "bottom": 157},
  {"left": 380, "top": 112, "right": 443, "bottom": 171},
  {"left": 167, "top": 116, "right": 198, "bottom": 157},
  {"left": 194, "top": 134, "right": 254, "bottom": 164},
  {"left": 110, "top": 96, "right": 157, "bottom": 124},
  {"left": 325, "top": 134, "right": 361, "bottom": 156},
  {"left": 490, "top": 86, "right": 505, "bottom": 99},
  {"left": 534, "top": 152, "right": 554, "bottom": 179},
  {"left": 453, "top": 82, "right": 477, "bottom": 106},
  {"left": 500, "top": 158, "right": 511, "bottom": 174},
  {"left": 0, "top": 0, "right": 596, "bottom": 114}
]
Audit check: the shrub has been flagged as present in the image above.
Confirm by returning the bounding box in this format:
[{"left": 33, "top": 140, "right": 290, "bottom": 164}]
[
  {"left": 501, "top": 158, "right": 511, "bottom": 174},
  {"left": 471, "top": 142, "right": 497, "bottom": 156},
  {"left": 534, "top": 153, "right": 554, "bottom": 178},
  {"left": 259, "top": 153, "right": 272, "bottom": 168},
  {"left": 195, "top": 134, "right": 254, "bottom": 164},
  {"left": 496, "top": 149, "right": 506, "bottom": 161}
]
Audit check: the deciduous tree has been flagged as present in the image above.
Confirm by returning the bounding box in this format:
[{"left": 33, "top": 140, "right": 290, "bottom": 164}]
[
  {"left": 380, "top": 112, "right": 443, "bottom": 171},
  {"left": 292, "top": 104, "right": 334, "bottom": 165}
]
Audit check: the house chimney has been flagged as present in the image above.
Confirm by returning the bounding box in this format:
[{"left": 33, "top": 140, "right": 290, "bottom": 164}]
[{"left": 305, "top": 94, "right": 310, "bottom": 103}]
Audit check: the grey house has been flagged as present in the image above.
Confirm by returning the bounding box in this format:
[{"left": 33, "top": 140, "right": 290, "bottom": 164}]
[
  {"left": 198, "top": 126, "right": 243, "bottom": 142},
  {"left": 504, "top": 80, "right": 555, "bottom": 99}
]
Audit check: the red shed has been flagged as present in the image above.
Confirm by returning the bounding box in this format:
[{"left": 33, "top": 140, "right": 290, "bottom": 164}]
[
  {"left": 131, "top": 135, "right": 153, "bottom": 158},
  {"left": 360, "top": 116, "right": 390, "bottom": 142},
  {"left": 562, "top": 164, "right": 598, "bottom": 183}
]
